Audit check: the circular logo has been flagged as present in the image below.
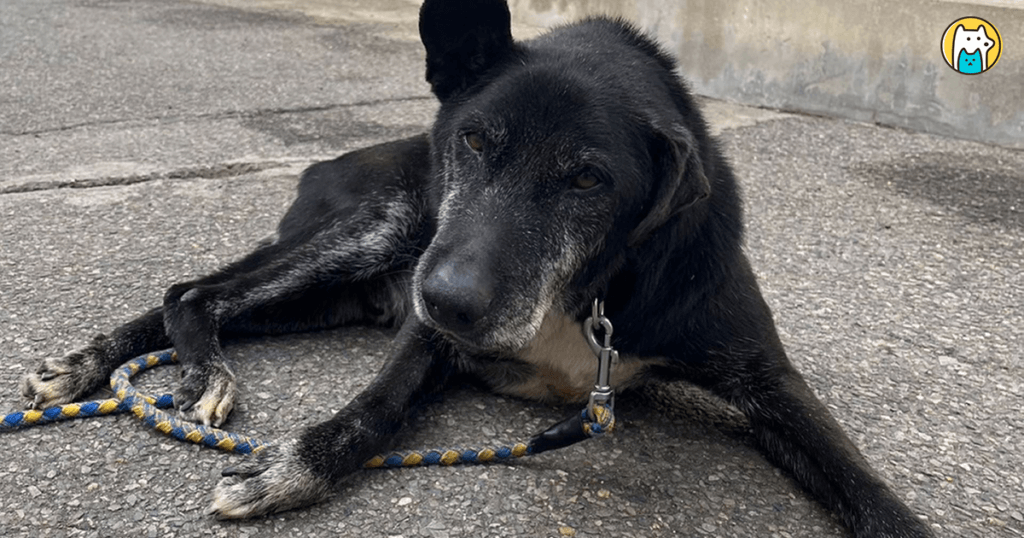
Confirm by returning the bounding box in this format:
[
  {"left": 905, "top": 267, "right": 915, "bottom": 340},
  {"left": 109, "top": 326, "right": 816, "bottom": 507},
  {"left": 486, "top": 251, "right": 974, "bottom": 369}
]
[{"left": 942, "top": 17, "right": 1002, "bottom": 74}]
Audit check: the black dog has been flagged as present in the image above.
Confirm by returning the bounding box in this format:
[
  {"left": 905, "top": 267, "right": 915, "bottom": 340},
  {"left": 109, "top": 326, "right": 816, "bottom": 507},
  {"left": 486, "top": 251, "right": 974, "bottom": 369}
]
[{"left": 21, "top": 1, "right": 932, "bottom": 535}]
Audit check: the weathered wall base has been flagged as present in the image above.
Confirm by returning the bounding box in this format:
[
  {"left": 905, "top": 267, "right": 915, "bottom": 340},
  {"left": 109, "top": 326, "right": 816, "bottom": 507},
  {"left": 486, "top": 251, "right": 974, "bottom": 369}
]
[{"left": 510, "top": 0, "right": 1023, "bottom": 149}]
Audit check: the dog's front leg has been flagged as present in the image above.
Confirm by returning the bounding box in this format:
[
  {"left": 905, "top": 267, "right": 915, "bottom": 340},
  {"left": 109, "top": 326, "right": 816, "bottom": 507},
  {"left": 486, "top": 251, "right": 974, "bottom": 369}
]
[
  {"left": 162, "top": 282, "right": 242, "bottom": 427},
  {"left": 206, "top": 317, "right": 450, "bottom": 519}
]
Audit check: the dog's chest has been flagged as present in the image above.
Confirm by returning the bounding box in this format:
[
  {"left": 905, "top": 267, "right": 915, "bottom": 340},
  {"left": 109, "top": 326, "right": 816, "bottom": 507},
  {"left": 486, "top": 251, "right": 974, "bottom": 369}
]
[{"left": 500, "top": 312, "right": 658, "bottom": 402}]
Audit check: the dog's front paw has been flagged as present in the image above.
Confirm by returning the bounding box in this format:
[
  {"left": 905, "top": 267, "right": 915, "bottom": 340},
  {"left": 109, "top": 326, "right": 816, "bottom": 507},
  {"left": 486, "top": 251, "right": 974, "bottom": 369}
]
[
  {"left": 21, "top": 345, "right": 106, "bottom": 409},
  {"left": 176, "top": 360, "right": 238, "bottom": 427},
  {"left": 207, "top": 440, "right": 332, "bottom": 519}
]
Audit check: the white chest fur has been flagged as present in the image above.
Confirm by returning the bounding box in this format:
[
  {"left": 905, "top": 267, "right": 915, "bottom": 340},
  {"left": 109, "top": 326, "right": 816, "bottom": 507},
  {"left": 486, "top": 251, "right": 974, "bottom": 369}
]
[{"left": 503, "top": 311, "right": 659, "bottom": 402}]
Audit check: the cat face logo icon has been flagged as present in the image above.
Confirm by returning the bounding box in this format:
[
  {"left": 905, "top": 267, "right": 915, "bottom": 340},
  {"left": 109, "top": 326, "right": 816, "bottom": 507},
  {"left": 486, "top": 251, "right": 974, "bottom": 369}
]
[{"left": 942, "top": 17, "right": 1002, "bottom": 74}]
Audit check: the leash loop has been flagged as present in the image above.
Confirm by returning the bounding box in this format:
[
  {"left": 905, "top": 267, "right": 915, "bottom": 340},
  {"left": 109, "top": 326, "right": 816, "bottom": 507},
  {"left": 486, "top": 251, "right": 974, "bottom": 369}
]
[{"left": 109, "top": 351, "right": 269, "bottom": 454}]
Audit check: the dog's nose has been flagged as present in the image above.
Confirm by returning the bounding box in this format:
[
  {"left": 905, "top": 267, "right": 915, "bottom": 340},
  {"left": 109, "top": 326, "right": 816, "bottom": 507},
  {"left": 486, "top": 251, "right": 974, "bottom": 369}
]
[{"left": 421, "top": 259, "right": 494, "bottom": 333}]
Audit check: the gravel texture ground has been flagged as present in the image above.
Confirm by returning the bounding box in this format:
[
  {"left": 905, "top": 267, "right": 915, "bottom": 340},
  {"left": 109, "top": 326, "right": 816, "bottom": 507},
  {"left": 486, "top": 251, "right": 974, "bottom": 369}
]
[{"left": 1, "top": 1, "right": 1021, "bottom": 537}]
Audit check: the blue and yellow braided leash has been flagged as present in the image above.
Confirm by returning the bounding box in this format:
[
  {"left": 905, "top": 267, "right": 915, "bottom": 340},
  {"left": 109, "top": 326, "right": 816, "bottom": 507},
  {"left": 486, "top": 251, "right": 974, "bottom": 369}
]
[{"left": 2, "top": 349, "right": 616, "bottom": 468}]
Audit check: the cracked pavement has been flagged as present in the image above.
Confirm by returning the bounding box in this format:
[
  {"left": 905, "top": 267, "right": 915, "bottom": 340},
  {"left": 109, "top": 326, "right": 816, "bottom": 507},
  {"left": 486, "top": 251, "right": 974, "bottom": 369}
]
[{"left": 1, "top": 1, "right": 1022, "bottom": 537}]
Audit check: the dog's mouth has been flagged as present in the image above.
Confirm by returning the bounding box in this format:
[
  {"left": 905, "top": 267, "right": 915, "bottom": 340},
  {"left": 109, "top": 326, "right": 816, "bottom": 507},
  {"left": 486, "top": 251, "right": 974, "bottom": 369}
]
[
  {"left": 430, "top": 326, "right": 498, "bottom": 354},
  {"left": 414, "top": 306, "right": 538, "bottom": 354}
]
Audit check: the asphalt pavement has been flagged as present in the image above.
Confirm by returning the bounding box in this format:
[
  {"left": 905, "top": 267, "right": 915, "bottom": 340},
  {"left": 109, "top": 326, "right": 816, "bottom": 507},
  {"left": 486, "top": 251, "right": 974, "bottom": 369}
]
[{"left": 1, "top": 1, "right": 1022, "bottom": 537}]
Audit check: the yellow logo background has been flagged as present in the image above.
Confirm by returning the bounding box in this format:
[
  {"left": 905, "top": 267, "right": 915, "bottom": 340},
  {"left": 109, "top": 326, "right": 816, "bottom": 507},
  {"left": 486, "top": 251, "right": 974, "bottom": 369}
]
[{"left": 942, "top": 17, "right": 1002, "bottom": 74}]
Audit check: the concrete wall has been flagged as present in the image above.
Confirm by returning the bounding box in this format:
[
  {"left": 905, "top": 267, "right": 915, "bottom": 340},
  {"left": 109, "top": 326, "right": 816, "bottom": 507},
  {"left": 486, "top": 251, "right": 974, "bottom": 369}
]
[{"left": 509, "top": 0, "right": 1024, "bottom": 149}]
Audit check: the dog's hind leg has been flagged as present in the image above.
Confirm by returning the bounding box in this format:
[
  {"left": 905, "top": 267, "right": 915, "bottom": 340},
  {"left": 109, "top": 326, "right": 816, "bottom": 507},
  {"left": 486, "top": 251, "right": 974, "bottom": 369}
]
[
  {"left": 21, "top": 307, "right": 171, "bottom": 410},
  {"left": 22, "top": 135, "right": 432, "bottom": 421},
  {"left": 162, "top": 159, "right": 429, "bottom": 427},
  {"left": 19, "top": 229, "right": 320, "bottom": 411},
  {"left": 19, "top": 231, "right": 310, "bottom": 410},
  {"left": 19, "top": 238, "right": 336, "bottom": 411},
  {"left": 21, "top": 226, "right": 415, "bottom": 420},
  {"left": 693, "top": 331, "right": 934, "bottom": 537},
  {"left": 162, "top": 245, "right": 418, "bottom": 428},
  {"left": 722, "top": 357, "right": 931, "bottom": 537}
]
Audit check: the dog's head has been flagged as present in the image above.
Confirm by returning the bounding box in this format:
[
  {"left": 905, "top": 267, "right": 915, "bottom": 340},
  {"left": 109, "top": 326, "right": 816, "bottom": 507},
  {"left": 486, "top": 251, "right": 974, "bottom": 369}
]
[{"left": 412, "top": 0, "right": 711, "bottom": 353}]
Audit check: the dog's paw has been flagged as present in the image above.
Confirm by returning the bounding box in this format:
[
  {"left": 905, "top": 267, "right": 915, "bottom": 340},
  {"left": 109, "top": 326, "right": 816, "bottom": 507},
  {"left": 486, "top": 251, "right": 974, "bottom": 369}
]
[
  {"left": 21, "top": 346, "right": 106, "bottom": 409},
  {"left": 207, "top": 440, "right": 332, "bottom": 519},
  {"left": 176, "top": 360, "right": 238, "bottom": 427}
]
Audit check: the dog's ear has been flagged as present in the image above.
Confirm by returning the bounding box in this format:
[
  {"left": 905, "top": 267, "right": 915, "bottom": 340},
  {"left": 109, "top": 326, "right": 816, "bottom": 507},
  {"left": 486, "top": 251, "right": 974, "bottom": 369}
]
[
  {"left": 419, "top": 0, "right": 514, "bottom": 101},
  {"left": 628, "top": 125, "right": 711, "bottom": 247}
]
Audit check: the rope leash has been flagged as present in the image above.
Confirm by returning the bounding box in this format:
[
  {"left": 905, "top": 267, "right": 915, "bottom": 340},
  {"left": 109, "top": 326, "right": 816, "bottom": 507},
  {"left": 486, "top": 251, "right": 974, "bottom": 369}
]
[
  {"left": 1, "top": 351, "right": 267, "bottom": 454},
  {"left": 3, "top": 320, "right": 618, "bottom": 467},
  {"left": 1, "top": 386, "right": 175, "bottom": 429},
  {"left": 111, "top": 350, "right": 267, "bottom": 454},
  {"left": 4, "top": 299, "right": 620, "bottom": 467}
]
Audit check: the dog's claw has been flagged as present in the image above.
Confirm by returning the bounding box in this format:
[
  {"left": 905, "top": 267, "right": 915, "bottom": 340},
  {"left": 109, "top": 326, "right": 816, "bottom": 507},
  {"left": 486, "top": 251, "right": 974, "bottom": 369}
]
[
  {"left": 175, "top": 395, "right": 196, "bottom": 413},
  {"left": 174, "top": 361, "right": 237, "bottom": 427},
  {"left": 21, "top": 349, "right": 105, "bottom": 410}
]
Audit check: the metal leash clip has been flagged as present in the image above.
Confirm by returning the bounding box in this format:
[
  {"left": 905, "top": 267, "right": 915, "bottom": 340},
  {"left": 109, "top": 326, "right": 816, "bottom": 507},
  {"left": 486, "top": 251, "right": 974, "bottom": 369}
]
[
  {"left": 583, "top": 298, "right": 616, "bottom": 422},
  {"left": 526, "top": 298, "right": 619, "bottom": 454}
]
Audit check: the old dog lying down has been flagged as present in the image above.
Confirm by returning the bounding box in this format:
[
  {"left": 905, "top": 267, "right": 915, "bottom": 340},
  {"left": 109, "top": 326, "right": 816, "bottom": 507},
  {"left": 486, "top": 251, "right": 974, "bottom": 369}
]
[{"left": 21, "top": 0, "right": 932, "bottom": 535}]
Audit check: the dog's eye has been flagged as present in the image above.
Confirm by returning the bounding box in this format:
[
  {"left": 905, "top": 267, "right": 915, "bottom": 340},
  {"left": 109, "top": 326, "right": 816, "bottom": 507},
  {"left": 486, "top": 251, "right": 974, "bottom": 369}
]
[
  {"left": 570, "top": 173, "right": 601, "bottom": 190},
  {"left": 464, "top": 132, "right": 484, "bottom": 153}
]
